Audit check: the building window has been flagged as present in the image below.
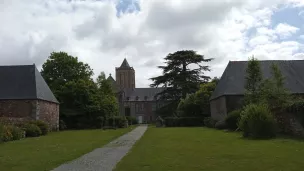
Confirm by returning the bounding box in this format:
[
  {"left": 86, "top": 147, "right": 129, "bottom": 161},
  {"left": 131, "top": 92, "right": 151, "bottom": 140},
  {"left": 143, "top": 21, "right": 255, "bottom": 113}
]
[
  {"left": 135, "top": 103, "right": 139, "bottom": 112},
  {"left": 126, "top": 97, "right": 130, "bottom": 101},
  {"left": 152, "top": 103, "right": 156, "bottom": 111},
  {"left": 141, "top": 103, "right": 144, "bottom": 111},
  {"left": 136, "top": 96, "right": 139, "bottom": 100},
  {"left": 144, "top": 96, "right": 148, "bottom": 101}
]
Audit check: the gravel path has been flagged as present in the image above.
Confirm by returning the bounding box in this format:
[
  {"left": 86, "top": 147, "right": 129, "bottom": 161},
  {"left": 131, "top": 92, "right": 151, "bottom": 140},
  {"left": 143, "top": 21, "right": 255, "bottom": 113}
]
[{"left": 51, "top": 125, "right": 148, "bottom": 171}]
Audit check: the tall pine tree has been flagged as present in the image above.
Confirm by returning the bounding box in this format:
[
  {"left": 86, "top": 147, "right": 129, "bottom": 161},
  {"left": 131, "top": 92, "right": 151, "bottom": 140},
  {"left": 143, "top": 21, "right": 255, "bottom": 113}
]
[{"left": 150, "top": 50, "right": 213, "bottom": 115}]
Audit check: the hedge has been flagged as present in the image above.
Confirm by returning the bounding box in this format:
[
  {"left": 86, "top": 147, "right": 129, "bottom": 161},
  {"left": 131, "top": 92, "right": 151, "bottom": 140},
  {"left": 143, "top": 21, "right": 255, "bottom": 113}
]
[{"left": 164, "top": 117, "right": 204, "bottom": 127}]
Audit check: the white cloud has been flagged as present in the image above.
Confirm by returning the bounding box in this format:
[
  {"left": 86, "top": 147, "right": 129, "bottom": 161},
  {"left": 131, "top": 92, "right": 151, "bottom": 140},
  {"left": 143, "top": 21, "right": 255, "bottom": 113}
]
[
  {"left": 274, "top": 23, "right": 299, "bottom": 39},
  {"left": 0, "top": 0, "right": 303, "bottom": 87}
]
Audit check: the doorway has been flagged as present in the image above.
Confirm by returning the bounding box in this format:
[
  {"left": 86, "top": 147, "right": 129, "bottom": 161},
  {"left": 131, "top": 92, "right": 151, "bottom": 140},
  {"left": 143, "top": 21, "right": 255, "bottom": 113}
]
[{"left": 137, "top": 116, "right": 143, "bottom": 124}]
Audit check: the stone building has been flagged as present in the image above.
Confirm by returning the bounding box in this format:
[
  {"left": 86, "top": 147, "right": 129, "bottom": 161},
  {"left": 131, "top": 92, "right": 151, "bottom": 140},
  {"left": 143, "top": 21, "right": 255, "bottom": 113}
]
[
  {"left": 210, "top": 60, "right": 304, "bottom": 121},
  {"left": 107, "top": 58, "right": 166, "bottom": 123},
  {"left": 0, "top": 64, "right": 59, "bottom": 130}
]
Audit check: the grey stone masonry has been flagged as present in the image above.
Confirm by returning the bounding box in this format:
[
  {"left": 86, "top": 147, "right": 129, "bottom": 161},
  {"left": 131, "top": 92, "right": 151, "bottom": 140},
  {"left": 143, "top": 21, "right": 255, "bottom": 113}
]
[{"left": 51, "top": 125, "right": 148, "bottom": 171}]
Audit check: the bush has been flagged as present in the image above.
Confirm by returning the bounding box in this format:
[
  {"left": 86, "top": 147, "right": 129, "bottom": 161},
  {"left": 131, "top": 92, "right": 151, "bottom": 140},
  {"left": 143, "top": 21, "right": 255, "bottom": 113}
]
[
  {"left": 225, "top": 109, "right": 242, "bottom": 130},
  {"left": 215, "top": 120, "right": 227, "bottom": 130},
  {"left": 7, "top": 125, "right": 25, "bottom": 140},
  {"left": 204, "top": 117, "right": 216, "bottom": 128},
  {"left": 107, "top": 116, "right": 128, "bottom": 128},
  {"left": 0, "top": 124, "right": 13, "bottom": 142},
  {"left": 24, "top": 124, "right": 42, "bottom": 137},
  {"left": 126, "top": 116, "right": 138, "bottom": 125},
  {"left": 28, "top": 120, "right": 49, "bottom": 135},
  {"left": 164, "top": 117, "right": 204, "bottom": 127},
  {"left": 59, "top": 120, "right": 67, "bottom": 130},
  {"left": 239, "top": 104, "right": 277, "bottom": 139}
]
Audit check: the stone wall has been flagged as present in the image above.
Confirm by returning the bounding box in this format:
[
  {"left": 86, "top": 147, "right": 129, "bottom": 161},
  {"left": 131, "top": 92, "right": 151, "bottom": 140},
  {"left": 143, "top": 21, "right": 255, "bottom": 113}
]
[
  {"left": 0, "top": 99, "right": 59, "bottom": 131},
  {"left": 0, "top": 100, "right": 35, "bottom": 119},
  {"left": 37, "top": 100, "right": 59, "bottom": 131},
  {"left": 210, "top": 96, "right": 227, "bottom": 121}
]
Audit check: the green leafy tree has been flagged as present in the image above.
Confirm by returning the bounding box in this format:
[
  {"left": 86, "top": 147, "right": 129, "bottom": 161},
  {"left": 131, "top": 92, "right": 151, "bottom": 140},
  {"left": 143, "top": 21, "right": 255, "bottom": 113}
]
[
  {"left": 244, "top": 56, "right": 263, "bottom": 104},
  {"left": 150, "top": 50, "right": 213, "bottom": 115},
  {"left": 260, "top": 63, "right": 290, "bottom": 111},
  {"left": 177, "top": 81, "right": 216, "bottom": 117},
  {"left": 41, "top": 52, "right": 118, "bottom": 129}
]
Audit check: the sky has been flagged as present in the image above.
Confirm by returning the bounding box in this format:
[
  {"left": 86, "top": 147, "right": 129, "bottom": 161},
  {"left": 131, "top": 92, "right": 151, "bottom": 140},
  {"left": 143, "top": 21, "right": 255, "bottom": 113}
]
[{"left": 1, "top": 0, "right": 304, "bottom": 87}]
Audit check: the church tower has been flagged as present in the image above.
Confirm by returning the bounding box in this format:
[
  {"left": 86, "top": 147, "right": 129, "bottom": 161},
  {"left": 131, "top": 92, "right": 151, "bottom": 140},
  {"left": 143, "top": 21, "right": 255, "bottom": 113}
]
[{"left": 115, "top": 58, "right": 135, "bottom": 89}]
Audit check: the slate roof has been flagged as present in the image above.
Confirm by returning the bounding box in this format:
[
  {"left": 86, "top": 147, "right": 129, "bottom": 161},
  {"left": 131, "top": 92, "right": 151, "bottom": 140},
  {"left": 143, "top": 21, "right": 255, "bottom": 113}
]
[
  {"left": 210, "top": 60, "right": 304, "bottom": 100},
  {"left": 0, "top": 64, "right": 59, "bottom": 103},
  {"left": 107, "top": 74, "right": 120, "bottom": 92},
  {"left": 119, "top": 58, "right": 131, "bottom": 69},
  {"left": 123, "top": 88, "right": 166, "bottom": 101}
]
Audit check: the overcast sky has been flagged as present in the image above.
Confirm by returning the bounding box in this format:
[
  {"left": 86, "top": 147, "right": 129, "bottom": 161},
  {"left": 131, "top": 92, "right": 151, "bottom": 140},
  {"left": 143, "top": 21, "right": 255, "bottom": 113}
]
[{"left": 1, "top": 0, "right": 304, "bottom": 87}]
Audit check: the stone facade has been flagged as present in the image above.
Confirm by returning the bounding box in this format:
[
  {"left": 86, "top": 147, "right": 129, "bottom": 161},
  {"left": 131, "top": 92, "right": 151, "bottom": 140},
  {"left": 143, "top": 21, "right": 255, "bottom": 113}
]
[{"left": 0, "top": 99, "right": 59, "bottom": 130}]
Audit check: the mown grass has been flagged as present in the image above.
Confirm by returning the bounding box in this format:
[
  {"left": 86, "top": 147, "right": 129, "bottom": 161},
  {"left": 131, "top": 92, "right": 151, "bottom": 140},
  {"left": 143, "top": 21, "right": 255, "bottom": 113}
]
[
  {"left": 0, "top": 126, "right": 135, "bottom": 171},
  {"left": 115, "top": 127, "right": 304, "bottom": 171}
]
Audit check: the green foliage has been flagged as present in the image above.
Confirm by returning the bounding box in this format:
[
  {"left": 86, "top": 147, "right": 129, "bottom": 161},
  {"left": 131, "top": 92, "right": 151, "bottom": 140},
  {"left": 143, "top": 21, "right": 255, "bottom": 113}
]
[
  {"left": 41, "top": 52, "right": 118, "bottom": 129},
  {"left": 126, "top": 116, "right": 138, "bottom": 125},
  {"left": 150, "top": 50, "right": 213, "bottom": 116},
  {"left": 7, "top": 125, "right": 24, "bottom": 140},
  {"left": 239, "top": 104, "right": 277, "bottom": 139},
  {"left": 244, "top": 56, "right": 263, "bottom": 104},
  {"left": 107, "top": 116, "right": 128, "bottom": 128},
  {"left": 28, "top": 120, "right": 49, "bottom": 135},
  {"left": 164, "top": 117, "right": 204, "bottom": 127},
  {"left": 59, "top": 120, "right": 67, "bottom": 130},
  {"left": 203, "top": 117, "right": 216, "bottom": 128},
  {"left": 24, "top": 124, "right": 42, "bottom": 137},
  {"left": 177, "top": 81, "right": 216, "bottom": 117},
  {"left": 215, "top": 120, "right": 227, "bottom": 130},
  {"left": 225, "top": 110, "right": 242, "bottom": 130},
  {"left": 0, "top": 124, "right": 13, "bottom": 142},
  {"left": 259, "top": 63, "right": 291, "bottom": 111}
]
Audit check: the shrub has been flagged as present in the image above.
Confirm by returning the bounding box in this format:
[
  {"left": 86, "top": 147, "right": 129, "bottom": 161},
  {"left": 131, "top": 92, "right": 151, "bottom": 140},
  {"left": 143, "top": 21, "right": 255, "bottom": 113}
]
[
  {"left": 215, "top": 120, "right": 227, "bottom": 130},
  {"left": 24, "top": 124, "right": 42, "bottom": 137},
  {"left": 28, "top": 120, "right": 49, "bottom": 135},
  {"left": 164, "top": 117, "right": 204, "bottom": 127},
  {"left": 7, "top": 125, "right": 25, "bottom": 140},
  {"left": 225, "top": 109, "right": 242, "bottom": 130},
  {"left": 0, "top": 124, "right": 13, "bottom": 142},
  {"left": 126, "top": 116, "right": 138, "bottom": 125},
  {"left": 107, "top": 116, "right": 128, "bottom": 128},
  {"left": 239, "top": 104, "right": 277, "bottom": 139},
  {"left": 204, "top": 117, "right": 216, "bottom": 128},
  {"left": 59, "top": 120, "right": 67, "bottom": 130},
  {"left": 164, "top": 117, "right": 180, "bottom": 127}
]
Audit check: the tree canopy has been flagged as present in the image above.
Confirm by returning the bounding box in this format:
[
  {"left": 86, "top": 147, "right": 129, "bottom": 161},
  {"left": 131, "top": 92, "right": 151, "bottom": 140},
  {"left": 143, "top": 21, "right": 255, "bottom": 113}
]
[
  {"left": 150, "top": 50, "right": 213, "bottom": 115},
  {"left": 41, "top": 52, "right": 118, "bottom": 129}
]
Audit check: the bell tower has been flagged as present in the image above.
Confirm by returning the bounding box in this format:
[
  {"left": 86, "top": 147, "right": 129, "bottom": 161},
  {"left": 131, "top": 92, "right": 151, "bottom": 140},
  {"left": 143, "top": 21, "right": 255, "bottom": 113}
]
[{"left": 115, "top": 58, "right": 135, "bottom": 89}]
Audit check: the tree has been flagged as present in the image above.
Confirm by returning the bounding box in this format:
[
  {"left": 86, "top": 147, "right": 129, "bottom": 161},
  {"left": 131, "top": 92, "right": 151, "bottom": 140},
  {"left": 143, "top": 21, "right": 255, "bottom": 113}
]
[
  {"left": 41, "top": 52, "right": 118, "bottom": 129},
  {"left": 260, "top": 63, "right": 290, "bottom": 111},
  {"left": 150, "top": 50, "right": 213, "bottom": 115},
  {"left": 244, "top": 56, "right": 263, "bottom": 104},
  {"left": 177, "top": 81, "right": 216, "bottom": 117},
  {"left": 96, "top": 72, "right": 114, "bottom": 96},
  {"left": 41, "top": 51, "right": 93, "bottom": 96}
]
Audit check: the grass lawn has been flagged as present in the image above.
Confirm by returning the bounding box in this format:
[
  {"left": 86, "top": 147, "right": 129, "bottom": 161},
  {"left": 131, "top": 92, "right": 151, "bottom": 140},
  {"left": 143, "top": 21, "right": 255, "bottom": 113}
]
[
  {"left": 115, "top": 127, "right": 304, "bottom": 171},
  {"left": 0, "top": 126, "right": 135, "bottom": 171}
]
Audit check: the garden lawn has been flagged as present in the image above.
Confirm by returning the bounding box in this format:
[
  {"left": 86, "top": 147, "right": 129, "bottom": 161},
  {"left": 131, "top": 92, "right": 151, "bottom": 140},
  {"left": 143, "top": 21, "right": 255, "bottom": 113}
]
[
  {"left": 0, "top": 126, "right": 135, "bottom": 171},
  {"left": 115, "top": 127, "right": 304, "bottom": 171}
]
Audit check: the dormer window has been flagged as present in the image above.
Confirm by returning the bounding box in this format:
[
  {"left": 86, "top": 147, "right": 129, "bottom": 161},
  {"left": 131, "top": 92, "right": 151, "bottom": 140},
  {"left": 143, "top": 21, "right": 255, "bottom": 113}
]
[
  {"left": 126, "top": 97, "right": 130, "bottom": 101},
  {"left": 144, "top": 96, "right": 148, "bottom": 101},
  {"left": 136, "top": 96, "right": 139, "bottom": 100}
]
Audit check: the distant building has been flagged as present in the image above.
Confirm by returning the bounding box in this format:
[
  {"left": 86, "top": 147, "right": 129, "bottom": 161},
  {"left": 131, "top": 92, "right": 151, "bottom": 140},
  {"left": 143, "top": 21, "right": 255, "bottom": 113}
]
[
  {"left": 0, "top": 64, "right": 59, "bottom": 130},
  {"left": 210, "top": 60, "right": 304, "bottom": 121},
  {"left": 107, "top": 58, "right": 166, "bottom": 123}
]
